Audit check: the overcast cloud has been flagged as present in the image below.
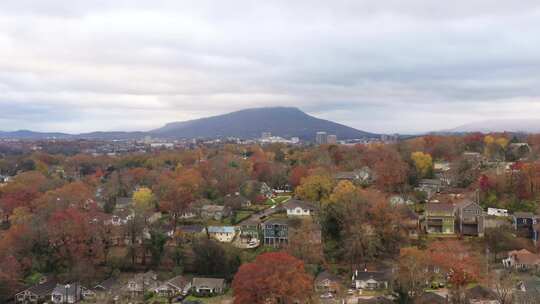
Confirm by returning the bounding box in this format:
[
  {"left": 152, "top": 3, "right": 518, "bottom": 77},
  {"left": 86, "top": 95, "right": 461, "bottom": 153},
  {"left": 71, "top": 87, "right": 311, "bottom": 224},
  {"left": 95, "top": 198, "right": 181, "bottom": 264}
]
[{"left": 1, "top": 1, "right": 540, "bottom": 134}]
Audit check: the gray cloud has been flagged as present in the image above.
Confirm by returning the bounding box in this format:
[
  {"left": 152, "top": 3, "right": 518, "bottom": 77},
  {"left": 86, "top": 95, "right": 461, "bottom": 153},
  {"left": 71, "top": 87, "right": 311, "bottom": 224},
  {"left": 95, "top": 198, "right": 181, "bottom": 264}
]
[{"left": 1, "top": 1, "right": 540, "bottom": 133}]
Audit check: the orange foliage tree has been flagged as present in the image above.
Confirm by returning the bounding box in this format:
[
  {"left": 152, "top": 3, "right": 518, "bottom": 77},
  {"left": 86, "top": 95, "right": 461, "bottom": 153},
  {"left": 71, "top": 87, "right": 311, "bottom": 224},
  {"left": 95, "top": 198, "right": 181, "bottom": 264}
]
[{"left": 232, "top": 252, "right": 313, "bottom": 304}]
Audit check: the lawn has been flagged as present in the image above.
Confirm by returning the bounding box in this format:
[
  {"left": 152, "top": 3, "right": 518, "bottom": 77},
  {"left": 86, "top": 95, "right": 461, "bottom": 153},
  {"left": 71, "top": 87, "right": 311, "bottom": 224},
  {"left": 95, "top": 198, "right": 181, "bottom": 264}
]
[
  {"left": 264, "top": 195, "right": 291, "bottom": 205},
  {"left": 184, "top": 291, "right": 233, "bottom": 304}
]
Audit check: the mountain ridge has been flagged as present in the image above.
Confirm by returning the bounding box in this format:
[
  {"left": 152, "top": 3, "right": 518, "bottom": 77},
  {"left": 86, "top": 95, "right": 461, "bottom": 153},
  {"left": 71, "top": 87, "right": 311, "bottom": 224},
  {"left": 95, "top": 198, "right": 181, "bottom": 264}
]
[{"left": 0, "top": 107, "right": 378, "bottom": 141}]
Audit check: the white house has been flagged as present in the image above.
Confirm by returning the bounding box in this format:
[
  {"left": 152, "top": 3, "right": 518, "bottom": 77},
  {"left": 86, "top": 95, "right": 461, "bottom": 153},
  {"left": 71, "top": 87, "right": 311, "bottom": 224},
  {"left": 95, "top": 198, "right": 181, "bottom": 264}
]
[
  {"left": 284, "top": 199, "right": 317, "bottom": 217},
  {"left": 487, "top": 208, "right": 508, "bottom": 217}
]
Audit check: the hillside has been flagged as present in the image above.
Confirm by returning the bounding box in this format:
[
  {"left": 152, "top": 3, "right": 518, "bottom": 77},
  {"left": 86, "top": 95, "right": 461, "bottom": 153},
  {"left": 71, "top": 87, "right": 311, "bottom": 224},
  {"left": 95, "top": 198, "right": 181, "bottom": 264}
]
[
  {"left": 150, "top": 107, "right": 377, "bottom": 140},
  {"left": 447, "top": 119, "right": 540, "bottom": 133}
]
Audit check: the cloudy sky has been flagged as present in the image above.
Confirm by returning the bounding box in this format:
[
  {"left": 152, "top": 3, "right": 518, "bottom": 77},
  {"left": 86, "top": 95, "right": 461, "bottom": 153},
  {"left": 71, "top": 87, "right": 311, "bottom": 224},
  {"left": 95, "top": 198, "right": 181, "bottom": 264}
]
[{"left": 1, "top": 1, "right": 540, "bottom": 134}]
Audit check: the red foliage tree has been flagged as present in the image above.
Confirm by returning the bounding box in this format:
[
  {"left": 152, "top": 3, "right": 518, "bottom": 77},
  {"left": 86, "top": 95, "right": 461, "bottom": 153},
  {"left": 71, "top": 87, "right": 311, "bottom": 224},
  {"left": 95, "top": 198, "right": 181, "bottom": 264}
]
[{"left": 232, "top": 252, "right": 313, "bottom": 304}]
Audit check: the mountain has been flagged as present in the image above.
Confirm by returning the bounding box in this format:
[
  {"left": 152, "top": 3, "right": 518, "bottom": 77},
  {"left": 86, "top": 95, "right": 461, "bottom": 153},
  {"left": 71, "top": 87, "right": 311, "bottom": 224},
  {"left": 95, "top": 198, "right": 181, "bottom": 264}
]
[
  {"left": 151, "top": 107, "right": 377, "bottom": 140},
  {"left": 0, "top": 130, "right": 71, "bottom": 139},
  {"left": 0, "top": 107, "right": 377, "bottom": 141},
  {"left": 447, "top": 119, "right": 540, "bottom": 133}
]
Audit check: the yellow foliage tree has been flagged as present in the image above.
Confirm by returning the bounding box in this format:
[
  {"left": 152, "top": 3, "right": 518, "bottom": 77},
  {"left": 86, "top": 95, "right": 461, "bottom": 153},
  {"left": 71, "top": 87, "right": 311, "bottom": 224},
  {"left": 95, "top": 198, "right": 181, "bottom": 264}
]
[
  {"left": 495, "top": 137, "right": 509, "bottom": 148},
  {"left": 132, "top": 187, "right": 155, "bottom": 214},
  {"left": 329, "top": 180, "right": 357, "bottom": 204},
  {"left": 411, "top": 152, "right": 433, "bottom": 178},
  {"left": 295, "top": 175, "right": 334, "bottom": 203}
]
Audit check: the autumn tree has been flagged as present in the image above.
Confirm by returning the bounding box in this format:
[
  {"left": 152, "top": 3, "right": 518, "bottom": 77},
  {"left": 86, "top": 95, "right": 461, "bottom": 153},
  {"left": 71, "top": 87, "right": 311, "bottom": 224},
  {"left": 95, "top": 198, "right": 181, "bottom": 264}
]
[
  {"left": 295, "top": 174, "right": 334, "bottom": 203},
  {"left": 427, "top": 240, "right": 483, "bottom": 303},
  {"left": 287, "top": 220, "right": 323, "bottom": 265},
  {"left": 132, "top": 186, "right": 156, "bottom": 214},
  {"left": 396, "top": 247, "right": 432, "bottom": 302},
  {"left": 411, "top": 151, "right": 433, "bottom": 178},
  {"left": 232, "top": 252, "right": 313, "bottom": 304}
]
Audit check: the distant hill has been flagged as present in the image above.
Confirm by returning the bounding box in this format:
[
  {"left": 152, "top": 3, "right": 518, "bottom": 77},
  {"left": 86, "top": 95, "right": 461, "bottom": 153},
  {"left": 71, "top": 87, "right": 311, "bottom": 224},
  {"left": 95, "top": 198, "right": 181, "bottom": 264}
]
[
  {"left": 150, "top": 107, "right": 377, "bottom": 140},
  {"left": 0, "top": 130, "right": 71, "bottom": 139},
  {"left": 447, "top": 119, "right": 540, "bottom": 133},
  {"left": 0, "top": 107, "right": 377, "bottom": 141}
]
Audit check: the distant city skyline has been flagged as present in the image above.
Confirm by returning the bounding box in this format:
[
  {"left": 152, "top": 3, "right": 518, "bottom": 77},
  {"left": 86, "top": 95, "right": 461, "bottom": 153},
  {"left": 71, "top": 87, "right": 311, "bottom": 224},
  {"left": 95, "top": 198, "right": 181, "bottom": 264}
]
[{"left": 1, "top": 1, "right": 540, "bottom": 134}]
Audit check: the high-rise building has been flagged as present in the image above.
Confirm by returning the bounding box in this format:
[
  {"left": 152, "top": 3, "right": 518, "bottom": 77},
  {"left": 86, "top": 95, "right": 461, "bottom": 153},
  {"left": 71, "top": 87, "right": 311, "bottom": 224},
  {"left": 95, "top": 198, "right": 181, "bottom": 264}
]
[
  {"left": 327, "top": 134, "right": 337, "bottom": 144},
  {"left": 316, "top": 131, "right": 327, "bottom": 145}
]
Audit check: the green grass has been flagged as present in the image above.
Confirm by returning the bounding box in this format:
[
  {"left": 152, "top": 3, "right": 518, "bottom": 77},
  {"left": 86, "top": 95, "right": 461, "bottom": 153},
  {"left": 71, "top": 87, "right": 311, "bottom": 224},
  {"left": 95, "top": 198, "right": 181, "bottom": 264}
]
[
  {"left": 264, "top": 195, "right": 291, "bottom": 205},
  {"left": 184, "top": 290, "right": 233, "bottom": 303},
  {"left": 235, "top": 210, "right": 254, "bottom": 222}
]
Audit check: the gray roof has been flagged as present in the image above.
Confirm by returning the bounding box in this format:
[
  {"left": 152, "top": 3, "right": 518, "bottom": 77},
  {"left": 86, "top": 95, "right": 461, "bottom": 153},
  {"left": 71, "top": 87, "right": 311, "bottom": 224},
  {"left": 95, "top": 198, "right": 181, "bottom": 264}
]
[
  {"left": 284, "top": 199, "right": 317, "bottom": 210},
  {"left": 192, "top": 277, "right": 225, "bottom": 289},
  {"left": 17, "top": 280, "right": 57, "bottom": 297},
  {"left": 52, "top": 283, "right": 80, "bottom": 296},
  {"left": 94, "top": 277, "right": 117, "bottom": 291},
  {"left": 514, "top": 212, "right": 536, "bottom": 219}
]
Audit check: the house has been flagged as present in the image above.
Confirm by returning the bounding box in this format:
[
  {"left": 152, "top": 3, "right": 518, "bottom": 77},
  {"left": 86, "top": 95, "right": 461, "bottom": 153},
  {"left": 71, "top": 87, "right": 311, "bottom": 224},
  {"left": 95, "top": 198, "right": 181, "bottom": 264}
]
[
  {"left": 207, "top": 226, "right": 237, "bottom": 242},
  {"left": 416, "top": 292, "right": 448, "bottom": 304},
  {"left": 283, "top": 199, "right": 317, "bottom": 217},
  {"left": 424, "top": 203, "right": 455, "bottom": 234},
  {"left": 465, "top": 285, "right": 498, "bottom": 304},
  {"left": 109, "top": 209, "right": 134, "bottom": 226},
  {"left": 314, "top": 271, "right": 341, "bottom": 294},
  {"left": 263, "top": 218, "right": 288, "bottom": 247},
  {"left": 155, "top": 275, "right": 192, "bottom": 297},
  {"left": 168, "top": 225, "right": 205, "bottom": 239},
  {"left": 487, "top": 208, "right": 508, "bottom": 217},
  {"left": 260, "top": 182, "right": 273, "bottom": 198},
  {"left": 513, "top": 212, "right": 539, "bottom": 240},
  {"left": 401, "top": 207, "right": 420, "bottom": 238},
  {"left": 224, "top": 194, "right": 251, "bottom": 210},
  {"left": 515, "top": 279, "right": 540, "bottom": 303},
  {"left": 455, "top": 201, "right": 484, "bottom": 236},
  {"left": 352, "top": 270, "right": 390, "bottom": 290},
  {"left": 239, "top": 218, "right": 260, "bottom": 243},
  {"left": 192, "top": 278, "right": 225, "bottom": 296},
  {"left": 93, "top": 277, "right": 118, "bottom": 294},
  {"left": 115, "top": 197, "right": 133, "bottom": 211},
  {"left": 502, "top": 249, "right": 540, "bottom": 270},
  {"left": 15, "top": 278, "right": 57, "bottom": 304},
  {"left": 50, "top": 283, "right": 82, "bottom": 304},
  {"left": 334, "top": 167, "right": 372, "bottom": 185},
  {"left": 417, "top": 179, "right": 443, "bottom": 199},
  {"left": 201, "top": 204, "right": 230, "bottom": 221},
  {"left": 127, "top": 271, "right": 161, "bottom": 296}
]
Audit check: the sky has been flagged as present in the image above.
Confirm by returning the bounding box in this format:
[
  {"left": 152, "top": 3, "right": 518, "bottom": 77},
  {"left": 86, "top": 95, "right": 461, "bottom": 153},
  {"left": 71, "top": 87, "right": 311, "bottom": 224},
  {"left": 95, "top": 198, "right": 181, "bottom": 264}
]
[{"left": 1, "top": 1, "right": 540, "bottom": 134}]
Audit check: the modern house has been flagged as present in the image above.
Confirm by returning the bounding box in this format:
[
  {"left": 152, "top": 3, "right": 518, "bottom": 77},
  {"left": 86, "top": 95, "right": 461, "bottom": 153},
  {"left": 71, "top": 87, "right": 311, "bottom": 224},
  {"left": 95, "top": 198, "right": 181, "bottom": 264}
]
[
  {"left": 239, "top": 218, "right": 260, "bottom": 243},
  {"left": 207, "top": 226, "right": 236, "bottom": 243},
  {"left": 513, "top": 212, "right": 539, "bottom": 240},
  {"left": 15, "top": 278, "right": 57, "bottom": 304},
  {"left": 263, "top": 218, "right": 288, "bottom": 247},
  {"left": 455, "top": 201, "right": 484, "bottom": 236},
  {"left": 283, "top": 199, "right": 317, "bottom": 217},
  {"left": 424, "top": 203, "right": 455, "bottom": 234},
  {"left": 192, "top": 278, "right": 225, "bottom": 296}
]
